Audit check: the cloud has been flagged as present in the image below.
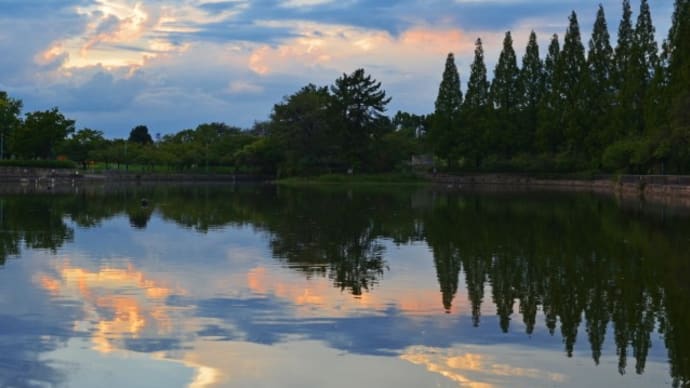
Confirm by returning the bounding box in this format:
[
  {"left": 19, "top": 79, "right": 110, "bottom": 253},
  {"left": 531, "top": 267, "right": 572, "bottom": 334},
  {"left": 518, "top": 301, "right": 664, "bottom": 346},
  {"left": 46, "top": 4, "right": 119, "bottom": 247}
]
[
  {"left": 0, "top": 0, "right": 676, "bottom": 137},
  {"left": 229, "top": 80, "right": 264, "bottom": 94},
  {"left": 247, "top": 21, "right": 475, "bottom": 79}
]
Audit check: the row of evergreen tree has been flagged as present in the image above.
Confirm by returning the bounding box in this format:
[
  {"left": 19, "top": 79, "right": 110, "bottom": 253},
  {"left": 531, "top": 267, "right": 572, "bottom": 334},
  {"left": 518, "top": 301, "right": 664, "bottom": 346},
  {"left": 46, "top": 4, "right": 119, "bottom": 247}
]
[{"left": 431, "top": 0, "right": 690, "bottom": 173}]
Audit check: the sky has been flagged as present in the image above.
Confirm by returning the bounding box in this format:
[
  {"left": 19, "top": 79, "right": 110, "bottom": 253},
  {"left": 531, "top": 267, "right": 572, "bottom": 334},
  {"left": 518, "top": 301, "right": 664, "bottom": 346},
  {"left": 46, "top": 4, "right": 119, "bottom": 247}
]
[{"left": 0, "top": 0, "right": 675, "bottom": 139}]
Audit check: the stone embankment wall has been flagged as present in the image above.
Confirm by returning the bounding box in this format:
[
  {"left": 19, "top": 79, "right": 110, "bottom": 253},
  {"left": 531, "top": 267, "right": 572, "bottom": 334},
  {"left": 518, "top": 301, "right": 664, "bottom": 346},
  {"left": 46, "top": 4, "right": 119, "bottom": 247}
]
[
  {"left": 0, "top": 166, "right": 81, "bottom": 183},
  {"left": 83, "top": 171, "right": 262, "bottom": 182},
  {"left": 0, "top": 167, "right": 266, "bottom": 185},
  {"left": 430, "top": 173, "right": 690, "bottom": 199}
]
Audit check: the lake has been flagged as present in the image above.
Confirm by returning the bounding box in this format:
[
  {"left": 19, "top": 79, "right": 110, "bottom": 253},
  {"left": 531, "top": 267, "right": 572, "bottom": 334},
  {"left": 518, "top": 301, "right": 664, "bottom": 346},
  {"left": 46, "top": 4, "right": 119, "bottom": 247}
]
[{"left": 0, "top": 184, "right": 688, "bottom": 387}]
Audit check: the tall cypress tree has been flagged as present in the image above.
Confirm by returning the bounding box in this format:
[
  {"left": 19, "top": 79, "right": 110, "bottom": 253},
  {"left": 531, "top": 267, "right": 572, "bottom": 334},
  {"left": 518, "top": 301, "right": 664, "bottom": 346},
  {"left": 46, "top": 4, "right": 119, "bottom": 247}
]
[
  {"left": 586, "top": 4, "right": 614, "bottom": 158},
  {"left": 634, "top": 0, "right": 659, "bottom": 84},
  {"left": 435, "top": 53, "right": 463, "bottom": 115},
  {"left": 464, "top": 38, "right": 490, "bottom": 110},
  {"left": 666, "top": 0, "right": 690, "bottom": 171},
  {"left": 612, "top": 0, "right": 635, "bottom": 139},
  {"left": 644, "top": 7, "right": 674, "bottom": 147},
  {"left": 432, "top": 53, "right": 463, "bottom": 167},
  {"left": 490, "top": 31, "right": 522, "bottom": 157},
  {"left": 491, "top": 31, "right": 521, "bottom": 111},
  {"left": 537, "top": 34, "right": 561, "bottom": 154},
  {"left": 558, "top": 11, "right": 588, "bottom": 158},
  {"left": 615, "top": 0, "right": 635, "bottom": 84},
  {"left": 625, "top": 0, "right": 659, "bottom": 136},
  {"left": 461, "top": 38, "right": 491, "bottom": 168},
  {"left": 521, "top": 31, "right": 544, "bottom": 110},
  {"left": 520, "top": 30, "right": 544, "bottom": 153}
]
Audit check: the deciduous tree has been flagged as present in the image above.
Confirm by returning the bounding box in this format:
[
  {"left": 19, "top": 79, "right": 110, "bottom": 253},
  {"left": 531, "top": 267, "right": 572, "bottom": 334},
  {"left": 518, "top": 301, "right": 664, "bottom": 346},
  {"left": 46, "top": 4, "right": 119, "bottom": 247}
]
[
  {"left": 128, "top": 125, "right": 153, "bottom": 145},
  {"left": 0, "top": 91, "right": 22, "bottom": 159},
  {"left": 13, "top": 108, "right": 75, "bottom": 159}
]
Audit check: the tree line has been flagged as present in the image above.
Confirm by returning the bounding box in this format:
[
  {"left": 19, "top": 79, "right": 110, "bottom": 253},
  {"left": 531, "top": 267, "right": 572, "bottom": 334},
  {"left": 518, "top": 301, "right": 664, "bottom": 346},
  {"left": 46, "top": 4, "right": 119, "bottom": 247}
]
[
  {"left": 0, "top": 0, "right": 687, "bottom": 175},
  {"left": 431, "top": 0, "right": 690, "bottom": 173}
]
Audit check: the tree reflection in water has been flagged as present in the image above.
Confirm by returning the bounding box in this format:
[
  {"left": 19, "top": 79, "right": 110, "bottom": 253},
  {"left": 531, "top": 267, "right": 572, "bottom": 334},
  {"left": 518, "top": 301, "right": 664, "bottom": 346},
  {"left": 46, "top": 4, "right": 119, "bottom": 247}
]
[{"left": 0, "top": 184, "right": 688, "bottom": 387}]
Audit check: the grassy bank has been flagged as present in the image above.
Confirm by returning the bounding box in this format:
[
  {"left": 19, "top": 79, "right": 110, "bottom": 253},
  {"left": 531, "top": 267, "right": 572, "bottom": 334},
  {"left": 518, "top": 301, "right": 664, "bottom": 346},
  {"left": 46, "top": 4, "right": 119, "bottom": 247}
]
[
  {"left": 277, "top": 173, "right": 429, "bottom": 186},
  {"left": 0, "top": 160, "right": 77, "bottom": 169}
]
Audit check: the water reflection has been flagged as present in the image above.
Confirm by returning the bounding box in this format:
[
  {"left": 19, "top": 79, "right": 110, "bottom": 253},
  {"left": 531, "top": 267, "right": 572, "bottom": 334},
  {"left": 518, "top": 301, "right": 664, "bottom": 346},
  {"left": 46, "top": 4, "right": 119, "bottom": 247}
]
[{"left": 0, "top": 185, "right": 688, "bottom": 387}]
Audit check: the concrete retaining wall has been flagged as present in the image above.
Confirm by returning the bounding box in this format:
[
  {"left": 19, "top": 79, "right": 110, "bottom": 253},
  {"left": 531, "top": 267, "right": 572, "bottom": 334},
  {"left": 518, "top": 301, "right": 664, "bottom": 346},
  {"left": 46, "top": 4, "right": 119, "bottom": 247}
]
[{"left": 430, "top": 173, "right": 690, "bottom": 200}]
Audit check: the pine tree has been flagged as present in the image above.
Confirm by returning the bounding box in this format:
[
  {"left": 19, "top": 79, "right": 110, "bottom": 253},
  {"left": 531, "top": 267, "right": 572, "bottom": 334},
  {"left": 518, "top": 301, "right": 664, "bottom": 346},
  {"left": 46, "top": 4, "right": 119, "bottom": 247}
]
[
  {"left": 558, "top": 11, "right": 588, "bottom": 158},
  {"left": 536, "top": 34, "right": 561, "bottom": 154},
  {"left": 586, "top": 5, "right": 614, "bottom": 158},
  {"left": 431, "top": 53, "right": 463, "bottom": 167},
  {"left": 490, "top": 31, "right": 522, "bottom": 157},
  {"left": 461, "top": 38, "right": 491, "bottom": 168},
  {"left": 520, "top": 31, "right": 544, "bottom": 153},
  {"left": 330, "top": 68, "right": 392, "bottom": 171}
]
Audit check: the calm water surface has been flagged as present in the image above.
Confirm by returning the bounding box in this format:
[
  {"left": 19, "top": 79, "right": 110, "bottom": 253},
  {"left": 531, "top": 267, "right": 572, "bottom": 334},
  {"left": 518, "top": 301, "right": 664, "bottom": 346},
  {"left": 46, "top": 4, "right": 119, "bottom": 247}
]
[{"left": 0, "top": 184, "right": 688, "bottom": 388}]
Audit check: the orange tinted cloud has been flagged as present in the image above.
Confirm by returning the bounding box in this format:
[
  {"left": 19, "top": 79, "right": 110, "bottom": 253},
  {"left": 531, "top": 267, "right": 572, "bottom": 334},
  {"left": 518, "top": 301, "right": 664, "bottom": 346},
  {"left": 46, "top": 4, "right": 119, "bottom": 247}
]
[
  {"left": 401, "top": 345, "right": 567, "bottom": 387},
  {"left": 246, "top": 265, "right": 466, "bottom": 317},
  {"left": 36, "top": 262, "right": 183, "bottom": 354},
  {"left": 40, "top": 0, "right": 190, "bottom": 70},
  {"left": 248, "top": 23, "right": 474, "bottom": 76}
]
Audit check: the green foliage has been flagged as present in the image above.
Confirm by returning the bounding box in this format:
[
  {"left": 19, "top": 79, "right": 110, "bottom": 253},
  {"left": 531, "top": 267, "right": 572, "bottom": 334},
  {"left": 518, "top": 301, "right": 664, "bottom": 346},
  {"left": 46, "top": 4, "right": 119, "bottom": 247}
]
[
  {"left": 234, "top": 137, "right": 281, "bottom": 175},
  {"left": 0, "top": 91, "right": 23, "bottom": 160},
  {"left": 612, "top": 0, "right": 637, "bottom": 139},
  {"left": 585, "top": 5, "right": 614, "bottom": 158},
  {"left": 434, "top": 53, "right": 463, "bottom": 116},
  {"left": 2, "top": 1, "right": 689, "bottom": 177},
  {"left": 128, "top": 125, "right": 153, "bottom": 145},
  {"left": 601, "top": 138, "right": 652, "bottom": 173},
  {"left": 459, "top": 38, "right": 492, "bottom": 169},
  {"left": 491, "top": 31, "right": 521, "bottom": 112},
  {"left": 330, "top": 68, "right": 392, "bottom": 170},
  {"left": 521, "top": 31, "right": 544, "bottom": 110},
  {"left": 520, "top": 31, "right": 544, "bottom": 152},
  {"left": 464, "top": 38, "right": 491, "bottom": 110},
  {"left": 491, "top": 31, "right": 522, "bottom": 157},
  {"left": 558, "top": 11, "right": 588, "bottom": 156},
  {"left": 277, "top": 172, "right": 426, "bottom": 185},
  {"left": 270, "top": 84, "right": 335, "bottom": 175},
  {"left": 0, "top": 159, "right": 77, "bottom": 169},
  {"left": 430, "top": 53, "right": 463, "bottom": 166},
  {"left": 537, "top": 34, "right": 561, "bottom": 153},
  {"left": 668, "top": 0, "right": 690, "bottom": 132},
  {"left": 12, "top": 107, "right": 75, "bottom": 159},
  {"left": 59, "top": 128, "right": 107, "bottom": 168}
]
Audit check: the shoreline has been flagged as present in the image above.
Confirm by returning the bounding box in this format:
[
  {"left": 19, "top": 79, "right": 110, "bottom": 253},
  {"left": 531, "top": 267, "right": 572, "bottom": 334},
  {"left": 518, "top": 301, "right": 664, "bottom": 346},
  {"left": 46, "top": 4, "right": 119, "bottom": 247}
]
[
  {"left": 3, "top": 166, "right": 690, "bottom": 206},
  {"left": 428, "top": 173, "right": 690, "bottom": 207}
]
